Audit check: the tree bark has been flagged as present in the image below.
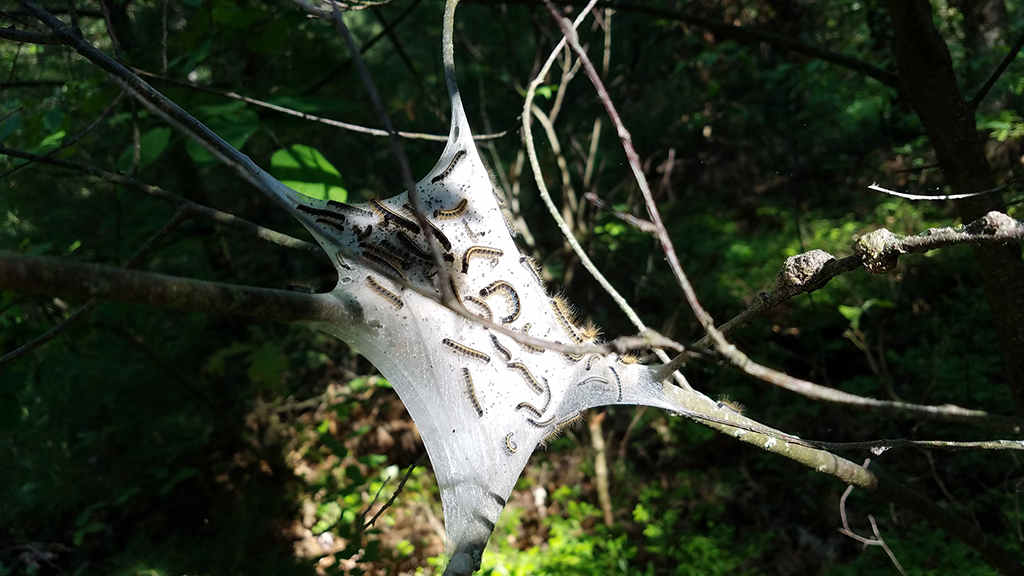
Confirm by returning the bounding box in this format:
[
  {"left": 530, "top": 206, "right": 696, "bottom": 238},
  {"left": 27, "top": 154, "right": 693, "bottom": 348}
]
[
  {"left": 885, "top": 0, "right": 1024, "bottom": 416},
  {"left": 0, "top": 252, "right": 350, "bottom": 326}
]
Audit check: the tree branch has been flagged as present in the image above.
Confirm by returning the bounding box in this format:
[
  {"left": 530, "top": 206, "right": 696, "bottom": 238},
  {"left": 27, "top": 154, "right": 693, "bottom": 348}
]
[
  {"left": 0, "top": 26, "right": 61, "bottom": 44},
  {"left": 0, "top": 252, "right": 349, "bottom": 325},
  {"left": 971, "top": 26, "right": 1024, "bottom": 109},
  {"left": 0, "top": 146, "right": 320, "bottom": 254}
]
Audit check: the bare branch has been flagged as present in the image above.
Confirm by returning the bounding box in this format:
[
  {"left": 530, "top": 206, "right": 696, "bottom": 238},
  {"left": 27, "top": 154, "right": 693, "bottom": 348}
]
[
  {"left": 1, "top": 91, "right": 124, "bottom": 180},
  {"left": 0, "top": 26, "right": 60, "bottom": 44},
  {"left": 0, "top": 251, "right": 350, "bottom": 325},
  {"left": 868, "top": 181, "right": 1011, "bottom": 201},
  {"left": 134, "top": 69, "right": 509, "bottom": 142},
  {"left": 522, "top": 0, "right": 692, "bottom": 390},
  {"left": 971, "top": 27, "right": 1024, "bottom": 109},
  {"left": 0, "top": 146, "right": 320, "bottom": 254},
  {"left": 0, "top": 210, "right": 188, "bottom": 368}
]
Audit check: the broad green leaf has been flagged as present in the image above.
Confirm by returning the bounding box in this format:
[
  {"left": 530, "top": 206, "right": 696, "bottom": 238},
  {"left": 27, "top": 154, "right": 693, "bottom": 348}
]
[
  {"left": 270, "top": 144, "right": 347, "bottom": 201},
  {"left": 116, "top": 127, "right": 172, "bottom": 172},
  {"left": 185, "top": 102, "right": 259, "bottom": 167}
]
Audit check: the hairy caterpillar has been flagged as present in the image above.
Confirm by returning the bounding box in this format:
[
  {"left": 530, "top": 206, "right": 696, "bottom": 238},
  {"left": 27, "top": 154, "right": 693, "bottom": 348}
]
[
  {"left": 463, "top": 367, "right": 483, "bottom": 417},
  {"left": 401, "top": 203, "right": 453, "bottom": 251},
  {"left": 366, "top": 276, "right": 403, "bottom": 310},
  {"left": 479, "top": 280, "right": 521, "bottom": 324},
  {"left": 327, "top": 200, "right": 373, "bottom": 218},
  {"left": 504, "top": 432, "right": 518, "bottom": 454},
  {"left": 465, "top": 296, "right": 493, "bottom": 321},
  {"left": 488, "top": 333, "right": 511, "bottom": 362},
  {"left": 462, "top": 246, "right": 504, "bottom": 274},
  {"left": 507, "top": 361, "right": 545, "bottom": 395},
  {"left": 397, "top": 231, "right": 454, "bottom": 263},
  {"left": 430, "top": 149, "right": 467, "bottom": 184},
  {"left": 315, "top": 217, "right": 346, "bottom": 234},
  {"left": 362, "top": 249, "right": 407, "bottom": 280},
  {"left": 434, "top": 198, "right": 468, "bottom": 219},
  {"left": 518, "top": 323, "right": 545, "bottom": 354},
  {"left": 370, "top": 198, "right": 420, "bottom": 233},
  {"left": 442, "top": 338, "right": 491, "bottom": 363}
]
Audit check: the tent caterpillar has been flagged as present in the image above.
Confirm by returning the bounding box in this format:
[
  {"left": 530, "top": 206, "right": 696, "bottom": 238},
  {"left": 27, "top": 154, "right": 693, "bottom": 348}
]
[
  {"left": 463, "top": 367, "right": 483, "bottom": 417},
  {"left": 518, "top": 323, "right": 545, "bottom": 354},
  {"left": 434, "top": 198, "right": 468, "bottom": 219},
  {"left": 479, "top": 280, "right": 521, "bottom": 324},
  {"left": 504, "top": 432, "right": 518, "bottom": 454},
  {"left": 366, "top": 276, "right": 403, "bottom": 310},
  {"left": 430, "top": 149, "right": 467, "bottom": 184},
  {"left": 550, "top": 296, "right": 584, "bottom": 345},
  {"left": 442, "top": 338, "right": 490, "bottom": 363},
  {"left": 542, "top": 413, "right": 585, "bottom": 445},
  {"left": 297, "top": 204, "right": 347, "bottom": 222},
  {"left": 527, "top": 413, "right": 556, "bottom": 427},
  {"left": 519, "top": 255, "right": 544, "bottom": 285},
  {"left": 489, "top": 333, "right": 511, "bottom": 362},
  {"left": 447, "top": 276, "right": 462, "bottom": 303},
  {"left": 401, "top": 203, "right": 453, "bottom": 251},
  {"left": 507, "top": 361, "right": 544, "bottom": 395},
  {"left": 515, "top": 401, "right": 543, "bottom": 418},
  {"left": 716, "top": 395, "right": 745, "bottom": 414},
  {"left": 370, "top": 198, "right": 420, "bottom": 233},
  {"left": 327, "top": 200, "right": 373, "bottom": 218},
  {"left": 362, "top": 250, "right": 407, "bottom": 280},
  {"left": 334, "top": 251, "right": 352, "bottom": 271},
  {"left": 355, "top": 224, "right": 374, "bottom": 240},
  {"left": 315, "top": 217, "right": 346, "bottom": 234},
  {"left": 465, "top": 296, "right": 493, "bottom": 321},
  {"left": 462, "top": 246, "right": 504, "bottom": 274},
  {"left": 362, "top": 243, "right": 409, "bottom": 270},
  {"left": 397, "top": 231, "right": 454, "bottom": 263},
  {"left": 609, "top": 365, "right": 622, "bottom": 402},
  {"left": 577, "top": 376, "right": 609, "bottom": 387}
]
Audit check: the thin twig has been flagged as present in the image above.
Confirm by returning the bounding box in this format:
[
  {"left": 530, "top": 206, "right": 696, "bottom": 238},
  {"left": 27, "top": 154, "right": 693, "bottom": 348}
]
[
  {"left": 971, "top": 27, "right": 1024, "bottom": 109},
  {"left": 869, "top": 181, "right": 1011, "bottom": 201},
  {"left": 0, "top": 146, "right": 320, "bottom": 254},
  {"left": 521, "top": 0, "right": 692, "bottom": 390},
  {"left": 134, "top": 68, "right": 508, "bottom": 142},
  {"left": 362, "top": 453, "right": 426, "bottom": 529},
  {"left": 1, "top": 90, "right": 125, "bottom": 179},
  {"left": 544, "top": 5, "right": 1024, "bottom": 434}
]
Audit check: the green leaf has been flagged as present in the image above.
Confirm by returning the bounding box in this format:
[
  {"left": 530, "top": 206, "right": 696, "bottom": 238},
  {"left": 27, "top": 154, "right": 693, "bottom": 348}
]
[
  {"left": 270, "top": 144, "right": 347, "bottom": 201},
  {"left": 838, "top": 305, "right": 862, "bottom": 331},
  {"left": 185, "top": 103, "right": 259, "bottom": 167},
  {"left": 116, "top": 127, "right": 172, "bottom": 172}
]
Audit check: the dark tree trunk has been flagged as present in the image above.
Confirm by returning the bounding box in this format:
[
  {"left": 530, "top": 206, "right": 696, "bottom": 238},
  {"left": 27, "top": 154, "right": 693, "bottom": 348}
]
[{"left": 885, "top": 0, "right": 1024, "bottom": 415}]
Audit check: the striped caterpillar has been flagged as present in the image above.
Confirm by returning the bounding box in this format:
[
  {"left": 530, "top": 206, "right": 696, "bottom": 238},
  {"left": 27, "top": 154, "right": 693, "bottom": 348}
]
[
  {"left": 442, "top": 338, "right": 490, "bottom": 363},
  {"left": 431, "top": 149, "right": 467, "bottom": 184},
  {"left": 366, "top": 276, "right": 403, "bottom": 310},
  {"left": 462, "top": 246, "right": 504, "bottom": 274},
  {"left": 463, "top": 368, "right": 483, "bottom": 417},
  {"left": 479, "top": 280, "right": 521, "bottom": 324},
  {"left": 434, "top": 198, "right": 468, "bottom": 220}
]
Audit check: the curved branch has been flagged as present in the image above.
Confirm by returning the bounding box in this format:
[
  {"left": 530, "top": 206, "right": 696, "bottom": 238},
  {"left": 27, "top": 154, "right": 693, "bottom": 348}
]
[{"left": 0, "top": 252, "right": 349, "bottom": 325}]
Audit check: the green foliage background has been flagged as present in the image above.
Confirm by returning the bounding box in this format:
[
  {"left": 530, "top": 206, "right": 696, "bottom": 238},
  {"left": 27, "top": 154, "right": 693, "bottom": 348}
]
[{"left": 2, "top": 0, "right": 1023, "bottom": 574}]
